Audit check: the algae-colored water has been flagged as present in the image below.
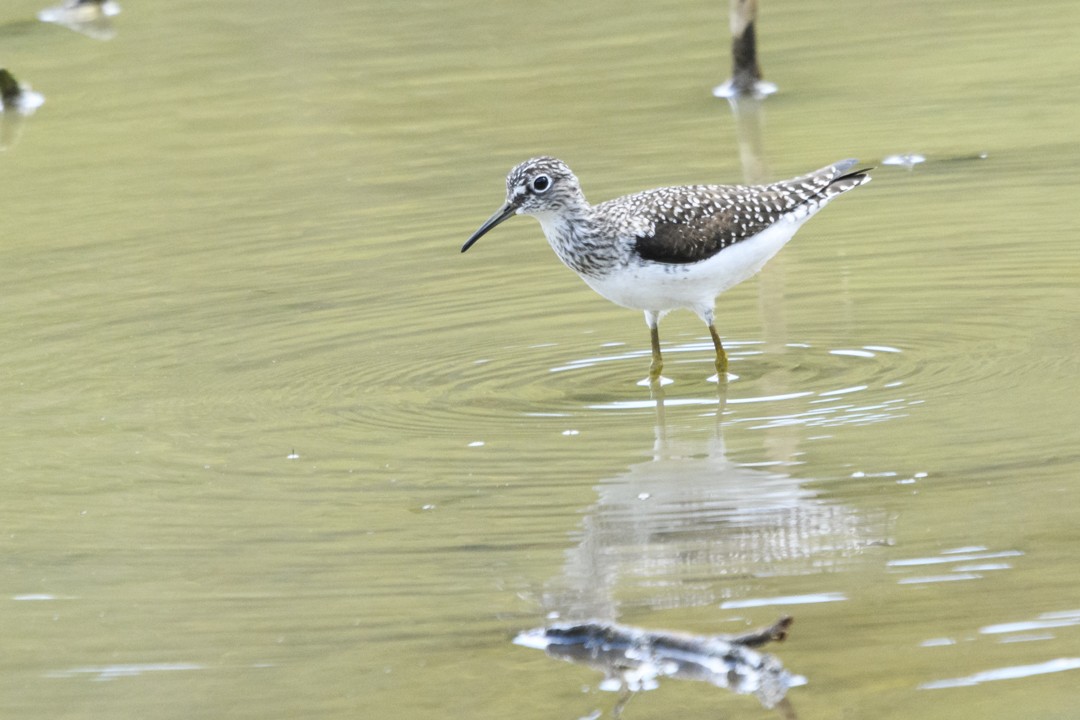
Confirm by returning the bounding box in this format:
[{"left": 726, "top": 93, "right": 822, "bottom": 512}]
[{"left": 2, "top": 1, "right": 1079, "bottom": 718}]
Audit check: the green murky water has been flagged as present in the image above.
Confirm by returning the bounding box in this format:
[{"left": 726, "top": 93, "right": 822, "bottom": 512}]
[{"left": 2, "top": 0, "right": 1079, "bottom": 717}]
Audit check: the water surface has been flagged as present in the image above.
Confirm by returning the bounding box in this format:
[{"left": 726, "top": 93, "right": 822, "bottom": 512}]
[{"left": 2, "top": 0, "right": 1079, "bottom": 718}]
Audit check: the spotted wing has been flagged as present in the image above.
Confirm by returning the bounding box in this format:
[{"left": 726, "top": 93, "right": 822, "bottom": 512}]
[
  {"left": 631, "top": 161, "right": 869, "bottom": 265},
  {"left": 631, "top": 194, "right": 772, "bottom": 264}
]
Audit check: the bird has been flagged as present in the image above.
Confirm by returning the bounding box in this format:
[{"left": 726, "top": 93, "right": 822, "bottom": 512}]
[{"left": 461, "top": 157, "right": 870, "bottom": 381}]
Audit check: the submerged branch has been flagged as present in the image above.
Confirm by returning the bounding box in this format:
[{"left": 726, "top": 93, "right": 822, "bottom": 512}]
[{"left": 514, "top": 615, "right": 803, "bottom": 710}]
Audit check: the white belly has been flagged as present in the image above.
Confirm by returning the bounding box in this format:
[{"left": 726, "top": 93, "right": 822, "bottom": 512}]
[{"left": 582, "top": 215, "right": 811, "bottom": 314}]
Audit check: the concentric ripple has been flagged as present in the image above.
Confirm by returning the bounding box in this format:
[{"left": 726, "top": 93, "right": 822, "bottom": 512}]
[
  {"left": 574, "top": 339, "right": 923, "bottom": 429},
  {"left": 322, "top": 329, "right": 925, "bottom": 438},
  {"left": 237, "top": 242, "right": 1078, "bottom": 448}
]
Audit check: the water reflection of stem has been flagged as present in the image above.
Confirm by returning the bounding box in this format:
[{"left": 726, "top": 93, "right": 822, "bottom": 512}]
[
  {"left": 720, "top": 89, "right": 802, "bottom": 464},
  {"left": 612, "top": 688, "right": 634, "bottom": 719},
  {"left": 0, "top": 114, "right": 25, "bottom": 150},
  {"left": 776, "top": 697, "right": 799, "bottom": 720},
  {"left": 728, "top": 95, "right": 768, "bottom": 184}
]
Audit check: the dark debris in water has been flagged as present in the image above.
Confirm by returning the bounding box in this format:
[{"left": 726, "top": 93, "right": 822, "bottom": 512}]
[
  {"left": 0, "top": 69, "right": 22, "bottom": 105},
  {"left": 0, "top": 69, "right": 44, "bottom": 112},
  {"left": 0, "top": 68, "right": 45, "bottom": 149},
  {"left": 514, "top": 616, "right": 803, "bottom": 711}
]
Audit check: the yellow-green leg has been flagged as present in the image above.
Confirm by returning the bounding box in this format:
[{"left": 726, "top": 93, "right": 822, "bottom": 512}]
[
  {"left": 649, "top": 325, "right": 664, "bottom": 380},
  {"left": 709, "top": 323, "right": 728, "bottom": 375}
]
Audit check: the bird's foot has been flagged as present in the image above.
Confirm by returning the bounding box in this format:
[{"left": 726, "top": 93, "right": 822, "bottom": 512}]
[
  {"left": 715, "top": 351, "right": 729, "bottom": 375},
  {"left": 641, "top": 359, "right": 670, "bottom": 387}
]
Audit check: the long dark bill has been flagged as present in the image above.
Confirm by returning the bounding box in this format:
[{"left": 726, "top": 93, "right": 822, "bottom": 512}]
[{"left": 461, "top": 202, "right": 517, "bottom": 253}]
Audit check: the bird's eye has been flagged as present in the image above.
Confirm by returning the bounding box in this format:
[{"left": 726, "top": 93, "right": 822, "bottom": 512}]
[{"left": 531, "top": 175, "right": 551, "bottom": 193}]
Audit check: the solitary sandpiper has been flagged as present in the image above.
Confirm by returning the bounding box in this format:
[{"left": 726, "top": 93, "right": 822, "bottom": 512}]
[{"left": 461, "top": 157, "right": 870, "bottom": 381}]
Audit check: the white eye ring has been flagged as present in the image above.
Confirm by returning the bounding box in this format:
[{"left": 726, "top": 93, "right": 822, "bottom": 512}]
[{"left": 531, "top": 174, "right": 551, "bottom": 193}]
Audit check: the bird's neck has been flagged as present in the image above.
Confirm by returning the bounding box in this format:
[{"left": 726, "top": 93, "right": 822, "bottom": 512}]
[{"left": 534, "top": 205, "right": 622, "bottom": 278}]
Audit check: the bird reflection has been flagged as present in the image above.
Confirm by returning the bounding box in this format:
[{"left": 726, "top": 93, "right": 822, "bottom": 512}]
[{"left": 546, "top": 384, "right": 888, "bottom": 621}]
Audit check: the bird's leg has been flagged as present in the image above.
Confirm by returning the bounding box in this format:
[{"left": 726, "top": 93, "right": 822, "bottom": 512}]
[
  {"left": 708, "top": 323, "right": 728, "bottom": 375},
  {"left": 649, "top": 325, "right": 664, "bottom": 380},
  {"left": 645, "top": 310, "right": 664, "bottom": 381}
]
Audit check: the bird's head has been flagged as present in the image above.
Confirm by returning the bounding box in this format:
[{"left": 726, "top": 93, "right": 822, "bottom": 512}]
[{"left": 461, "top": 157, "right": 585, "bottom": 252}]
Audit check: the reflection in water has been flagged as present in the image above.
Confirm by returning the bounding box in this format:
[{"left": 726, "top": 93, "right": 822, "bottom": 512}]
[
  {"left": 546, "top": 386, "right": 891, "bottom": 621},
  {"left": 585, "top": 342, "right": 918, "bottom": 430},
  {"left": 889, "top": 546, "right": 1023, "bottom": 586},
  {"left": 919, "top": 608, "right": 1080, "bottom": 671},
  {"left": 721, "top": 592, "right": 847, "bottom": 610},
  {"left": 45, "top": 662, "right": 204, "bottom": 681},
  {"left": 38, "top": 0, "right": 120, "bottom": 40},
  {"left": 913, "top": 599, "right": 1080, "bottom": 695},
  {"left": 527, "top": 385, "right": 892, "bottom": 716},
  {"left": 720, "top": 94, "right": 770, "bottom": 185},
  {"left": 980, "top": 609, "right": 1080, "bottom": 637},
  {"left": 515, "top": 616, "right": 802, "bottom": 712},
  {"left": 881, "top": 153, "right": 927, "bottom": 170},
  {"left": 919, "top": 657, "right": 1080, "bottom": 691},
  {"left": 880, "top": 152, "right": 989, "bottom": 170}
]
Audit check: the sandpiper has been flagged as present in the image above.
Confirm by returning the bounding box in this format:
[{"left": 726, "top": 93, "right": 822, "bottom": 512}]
[{"left": 461, "top": 157, "right": 870, "bottom": 380}]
